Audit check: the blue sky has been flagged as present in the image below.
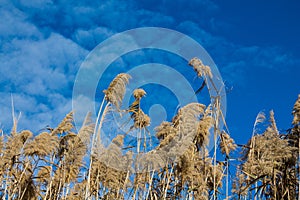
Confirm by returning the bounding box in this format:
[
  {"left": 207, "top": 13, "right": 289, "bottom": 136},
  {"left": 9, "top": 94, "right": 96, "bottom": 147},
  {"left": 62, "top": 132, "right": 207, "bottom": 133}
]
[{"left": 0, "top": 0, "right": 299, "bottom": 148}]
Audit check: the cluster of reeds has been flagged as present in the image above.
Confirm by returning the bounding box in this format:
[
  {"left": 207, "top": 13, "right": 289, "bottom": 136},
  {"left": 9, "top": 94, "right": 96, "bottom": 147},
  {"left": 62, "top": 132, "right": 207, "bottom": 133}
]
[
  {"left": 0, "top": 58, "right": 299, "bottom": 199},
  {"left": 0, "top": 111, "right": 94, "bottom": 199},
  {"left": 232, "top": 96, "right": 300, "bottom": 199}
]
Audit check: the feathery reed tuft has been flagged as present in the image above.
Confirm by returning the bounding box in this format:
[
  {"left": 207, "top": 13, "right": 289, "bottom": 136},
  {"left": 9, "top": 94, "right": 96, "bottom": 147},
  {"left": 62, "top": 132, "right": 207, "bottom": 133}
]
[
  {"left": 219, "top": 131, "right": 237, "bottom": 156},
  {"left": 133, "top": 88, "right": 146, "bottom": 99},
  {"left": 189, "top": 57, "right": 213, "bottom": 79},
  {"left": 24, "top": 132, "right": 59, "bottom": 157},
  {"left": 253, "top": 111, "right": 266, "bottom": 130},
  {"left": 269, "top": 110, "right": 278, "bottom": 133},
  {"left": 103, "top": 73, "right": 131, "bottom": 109},
  {"left": 292, "top": 94, "right": 300, "bottom": 125},
  {"left": 128, "top": 88, "right": 150, "bottom": 129},
  {"left": 132, "top": 110, "right": 151, "bottom": 129},
  {"left": 52, "top": 111, "right": 74, "bottom": 134},
  {"left": 195, "top": 105, "right": 213, "bottom": 149}
]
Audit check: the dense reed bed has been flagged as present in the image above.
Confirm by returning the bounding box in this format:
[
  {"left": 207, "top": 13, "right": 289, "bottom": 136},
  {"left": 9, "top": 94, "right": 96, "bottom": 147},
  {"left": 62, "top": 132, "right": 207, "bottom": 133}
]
[{"left": 0, "top": 58, "right": 299, "bottom": 199}]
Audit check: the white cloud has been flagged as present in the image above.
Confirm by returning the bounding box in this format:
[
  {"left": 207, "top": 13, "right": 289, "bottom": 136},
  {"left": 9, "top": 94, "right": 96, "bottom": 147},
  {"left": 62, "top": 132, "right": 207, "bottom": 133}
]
[
  {"left": 0, "top": 1, "right": 88, "bottom": 132},
  {"left": 73, "top": 27, "right": 115, "bottom": 49},
  {"left": 0, "top": 5, "right": 42, "bottom": 40},
  {"left": 18, "top": 0, "right": 53, "bottom": 9}
]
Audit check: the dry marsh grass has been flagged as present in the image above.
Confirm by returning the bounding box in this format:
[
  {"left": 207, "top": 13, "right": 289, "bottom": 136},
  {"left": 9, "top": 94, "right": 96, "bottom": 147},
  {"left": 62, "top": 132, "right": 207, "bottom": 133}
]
[{"left": 0, "top": 59, "right": 299, "bottom": 200}]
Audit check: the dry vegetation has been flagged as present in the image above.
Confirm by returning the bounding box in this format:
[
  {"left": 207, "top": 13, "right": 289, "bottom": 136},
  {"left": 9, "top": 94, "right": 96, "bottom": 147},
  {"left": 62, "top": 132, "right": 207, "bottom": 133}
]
[{"left": 0, "top": 58, "right": 299, "bottom": 199}]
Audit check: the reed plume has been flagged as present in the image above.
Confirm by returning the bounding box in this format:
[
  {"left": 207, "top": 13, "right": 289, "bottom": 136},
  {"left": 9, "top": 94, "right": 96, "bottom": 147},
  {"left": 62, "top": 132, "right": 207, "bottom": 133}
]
[
  {"left": 24, "top": 132, "right": 59, "bottom": 157},
  {"left": 195, "top": 105, "right": 213, "bottom": 150},
  {"left": 292, "top": 94, "right": 300, "bottom": 125},
  {"left": 128, "top": 88, "right": 150, "bottom": 129},
  {"left": 155, "top": 121, "right": 177, "bottom": 148},
  {"left": 103, "top": 73, "right": 131, "bottom": 109},
  {"left": 154, "top": 102, "right": 206, "bottom": 159},
  {"left": 2, "top": 130, "right": 32, "bottom": 170},
  {"left": 52, "top": 111, "right": 74, "bottom": 135},
  {"left": 269, "top": 110, "right": 278, "bottom": 133},
  {"left": 133, "top": 88, "right": 146, "bottom": 99},
  {"left": 189, "top": 57, "right": 213, "bottom": 79},
  {"left": 219, "top": 131, "right": 237, "bottom": 157},
  {"left": 172, "top": 102, "right": 205, "bottom": 134}
]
